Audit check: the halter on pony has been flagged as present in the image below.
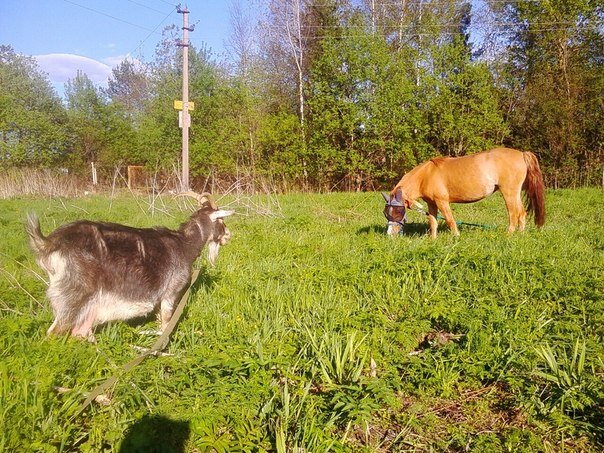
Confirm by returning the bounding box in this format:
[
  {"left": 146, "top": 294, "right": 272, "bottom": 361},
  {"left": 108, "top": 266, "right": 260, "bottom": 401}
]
[{"left": 382, "top": 192, "right": 407, "bottom": 235}]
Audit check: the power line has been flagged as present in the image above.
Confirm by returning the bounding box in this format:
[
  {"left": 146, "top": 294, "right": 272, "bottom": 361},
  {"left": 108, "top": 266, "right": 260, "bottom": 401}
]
[
  {"left": 61, "top": 0, "right": 179, "bottom": 63},
  {"left": 265, "top": 20, "right": 603, "bottom": 29},
  {"left": 273, "top": 31, "right": 602, "bottom": 40},
  {"left": 298, "top": 0, "right": 543, "bottom": 6},
  {"left": 262, "top": 26, "right": 603, "bottom": 38},
  {"left": 62, "top": 0, "right": 167, "bottom": 35},
  {"left": 126, "top": 0, "right": 170, "bottom": 15},
  {"left": 151, "top": 0, "right": 179, "bottom": 6},
  {"left": 128, "top": 5, "right": 178, "bottom": 58}
]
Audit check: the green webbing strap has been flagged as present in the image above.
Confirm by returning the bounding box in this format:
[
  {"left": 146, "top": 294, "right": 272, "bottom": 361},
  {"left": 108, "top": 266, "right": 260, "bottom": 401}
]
[
  {"left": 72, "top": 268, "right": 201, "bottom": 419},
  {"left": 413, "top": 205, "right": 497, "bottom": 230}
]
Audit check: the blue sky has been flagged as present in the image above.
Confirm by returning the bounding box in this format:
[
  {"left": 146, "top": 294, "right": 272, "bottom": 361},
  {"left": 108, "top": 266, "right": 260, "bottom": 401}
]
[{"left": 0, "top": 0, "right": 241, "bottom": 95}]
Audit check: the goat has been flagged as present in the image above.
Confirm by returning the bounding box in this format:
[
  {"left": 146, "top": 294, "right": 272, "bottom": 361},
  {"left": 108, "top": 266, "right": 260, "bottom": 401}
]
[{"left": 25, "top": 192, "right": 233, "bottom": 341}]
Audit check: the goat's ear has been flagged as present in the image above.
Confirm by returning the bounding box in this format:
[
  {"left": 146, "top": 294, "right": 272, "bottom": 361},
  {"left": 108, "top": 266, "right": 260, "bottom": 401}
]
[
  {"left": 381, "top": 192, "right": 390, "bottom": 202},
  {"left": 209, "top": 210, "right": 235, "bottom": 222}
]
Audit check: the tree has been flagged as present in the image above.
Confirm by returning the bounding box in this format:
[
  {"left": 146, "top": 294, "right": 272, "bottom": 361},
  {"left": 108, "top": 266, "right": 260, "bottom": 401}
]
[
  {"left": 491, "top": 0, "right": 604, "bottom": 186},
  {"left": 262, "top": 0, "right": 309, "bottom": 133},
  {"left": 105, "top": 59, "right": 150, "bottom": 119},
  {"left": 307, "top": 5, "right": 427, "bottom": 190},
  {"left": 65, "top": 70, "right": 136, "bottom": 172},
  {"left": 0, "top": 45, "right": 70, "bottom": 167},
  {"left": 424, "top": 2, "right": 509, "bottom": 156},
  {"left": 64, "top": 71, "right": 110, "bottom": 169}
]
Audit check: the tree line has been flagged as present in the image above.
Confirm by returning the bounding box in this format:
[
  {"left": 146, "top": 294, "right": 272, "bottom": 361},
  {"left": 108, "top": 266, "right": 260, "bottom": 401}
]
[{"left": 1, "top": 0, "right": 602, "bottom": 190}]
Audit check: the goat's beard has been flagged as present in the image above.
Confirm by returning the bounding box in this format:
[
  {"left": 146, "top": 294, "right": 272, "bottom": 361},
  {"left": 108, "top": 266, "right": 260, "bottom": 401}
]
[{"left": 207, "top": 241, "right": 220, "bottom": 265}]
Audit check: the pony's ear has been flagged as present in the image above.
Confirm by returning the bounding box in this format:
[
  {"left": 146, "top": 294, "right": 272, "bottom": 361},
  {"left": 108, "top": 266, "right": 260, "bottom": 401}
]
[
  {"left": 381, "top": 192, "right": 390, "bottom": 202},
  {"left": 394, "top": 188, "right": 403, "bottom": 203}
]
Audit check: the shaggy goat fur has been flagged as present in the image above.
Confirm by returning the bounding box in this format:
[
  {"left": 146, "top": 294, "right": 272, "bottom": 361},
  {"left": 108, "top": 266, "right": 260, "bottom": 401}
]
[{"left": 25, "top": 197, "right": 232, "bottom": 340}]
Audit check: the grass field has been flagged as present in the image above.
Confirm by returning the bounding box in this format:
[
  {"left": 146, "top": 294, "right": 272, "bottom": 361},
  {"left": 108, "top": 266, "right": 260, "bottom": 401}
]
[{"left": 1, "top": 189, "right": 603, "bottom": 452}]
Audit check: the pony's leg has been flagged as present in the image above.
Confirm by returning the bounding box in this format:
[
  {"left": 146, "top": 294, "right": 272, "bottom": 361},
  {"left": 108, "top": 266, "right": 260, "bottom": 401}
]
[
  {"left": 501, "top": 189, "right": 525, "bottom": 233},
  {"left": 517, "top": 205, "right": 527, "bottom": 231},
  {"left": 435, "top": 201, "right": 460, "bottom": 236},
  {"left": 427, "top": 202, "right": 439, "bottom": 238}
]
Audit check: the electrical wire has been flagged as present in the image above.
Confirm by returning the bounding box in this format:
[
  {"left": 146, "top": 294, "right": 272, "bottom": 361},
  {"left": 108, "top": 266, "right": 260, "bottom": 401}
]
[
  {"left": 128, "top": 5, "right": 179, "bottom": 58},
  {"left": 60, "top": 0, "right": 179, "bottom": 63},
  {"left": 126, "top": 0, "right": 170, "bottom": 15},
  {"left": 62, "top": 0, "right": 169, "bottom": 35}
]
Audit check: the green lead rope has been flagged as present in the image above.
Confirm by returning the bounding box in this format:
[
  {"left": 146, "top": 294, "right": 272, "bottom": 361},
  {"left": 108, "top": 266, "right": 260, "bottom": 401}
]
[
  {"left": 72, "top": 268, "right": 201, "bottom": 419},
  {"left": 413, "top": 205, "right": 497, "bottom": 230}
]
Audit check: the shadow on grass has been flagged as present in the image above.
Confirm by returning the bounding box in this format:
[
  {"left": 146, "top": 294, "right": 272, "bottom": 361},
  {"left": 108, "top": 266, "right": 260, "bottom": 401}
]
[
  {"left": 119, "top": 414, "right": 190, "bottom": 453},
  {"left": 190, "top": 266, "right": 220, "bottom": 293},
  {"left": 358, "top": 221, "right": 498, "bottom": 237},
  {"left": 356, "top": 222, "right": 430, "bottom": 236}
]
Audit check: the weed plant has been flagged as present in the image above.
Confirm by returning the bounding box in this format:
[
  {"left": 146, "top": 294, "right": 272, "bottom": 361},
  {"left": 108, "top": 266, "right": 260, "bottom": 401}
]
[{"left": 0, "top": 189, "right": 602, "bottom": 451}]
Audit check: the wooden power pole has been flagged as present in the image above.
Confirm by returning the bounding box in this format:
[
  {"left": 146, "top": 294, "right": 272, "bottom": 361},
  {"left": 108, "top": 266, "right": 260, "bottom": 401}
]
[{"left": 177, "top": 4, "right": 193, "bottom": 191}]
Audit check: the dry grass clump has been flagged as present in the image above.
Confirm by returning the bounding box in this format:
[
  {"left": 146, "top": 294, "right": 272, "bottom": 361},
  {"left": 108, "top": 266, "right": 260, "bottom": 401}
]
[{"left": 0, "top": 168, "right": 88, "bottom": 199}]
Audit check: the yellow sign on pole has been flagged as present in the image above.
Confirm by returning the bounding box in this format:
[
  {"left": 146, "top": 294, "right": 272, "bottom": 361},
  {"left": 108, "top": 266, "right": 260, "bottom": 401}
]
[{"left": 174, "top": 100, "right": 194, "bottom": 111}]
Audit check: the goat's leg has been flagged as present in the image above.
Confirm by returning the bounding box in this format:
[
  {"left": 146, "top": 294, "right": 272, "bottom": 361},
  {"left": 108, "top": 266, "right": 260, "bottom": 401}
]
[
  {"left": 46, "top": 304, "right": 72, "bottom": 336},
  {"left": 140, "top": 299, "right": 177, "bottom": 336},
  {"left": 70, "top": 307, "right": 98, "bottom": 342},
  {"left": 159, "top": 298, "right": 177, "bottom": 333},
  {"left": 47, "top": 318, "right": 69, "bottom": 336}
]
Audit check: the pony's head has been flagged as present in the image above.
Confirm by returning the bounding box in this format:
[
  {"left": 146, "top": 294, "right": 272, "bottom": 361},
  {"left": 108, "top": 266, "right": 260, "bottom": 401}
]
[{"left": 382, "top": 188, "right": 407, "bottom": 235}]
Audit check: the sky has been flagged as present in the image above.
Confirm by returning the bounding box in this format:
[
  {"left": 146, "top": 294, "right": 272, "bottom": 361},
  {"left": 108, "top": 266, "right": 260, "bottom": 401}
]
[{"left": 0, "top": 0, "right": 241, "bottom": 96}]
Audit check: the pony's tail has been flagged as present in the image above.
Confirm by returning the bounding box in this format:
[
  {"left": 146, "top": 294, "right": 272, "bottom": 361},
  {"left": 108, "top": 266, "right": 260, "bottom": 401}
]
[{"left": 522, "top": 152, "right": 546, "bottom": 227}]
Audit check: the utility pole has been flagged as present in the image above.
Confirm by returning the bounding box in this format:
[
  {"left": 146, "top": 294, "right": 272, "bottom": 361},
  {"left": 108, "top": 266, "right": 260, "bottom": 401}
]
[{"left": 177, "top": 4, "right": 193, "bottom": 191}]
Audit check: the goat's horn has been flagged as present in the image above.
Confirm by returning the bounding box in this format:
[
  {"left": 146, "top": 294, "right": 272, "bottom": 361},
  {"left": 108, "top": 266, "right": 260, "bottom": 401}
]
[{"left": 176, "top": 191, "right": 217, "bottom": 209}]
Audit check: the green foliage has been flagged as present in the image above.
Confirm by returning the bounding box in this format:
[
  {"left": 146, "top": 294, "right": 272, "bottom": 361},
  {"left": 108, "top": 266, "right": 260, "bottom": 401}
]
[
  {"left": 0, "top": 45, "right": 70, "bottom": 168},
  {"left": 426, "top": 45, "right": 509, "bottom": 156},
  {"left": 2, "top": 0, "right": 603, "bottom": 188},
  {"left": 257, "top": 112, "right": 306, "bottom": 184},
  {"left": 1, "top": 189, "right": 603, "bottom": 450},
  {"left": 308, "top": 20, "right": 429, "bottom": 189},
  {"left": 533, "top": 340, "right": 602, "bottom": 417},
  {"left": 104, "top": 59, "right": 150, "bottom": 118},
  {"left": 305, "top": 329, "right": 367, "bottom": 387},
  {"left": 497, "top": 0, "right": 604, "bottom": 187}
]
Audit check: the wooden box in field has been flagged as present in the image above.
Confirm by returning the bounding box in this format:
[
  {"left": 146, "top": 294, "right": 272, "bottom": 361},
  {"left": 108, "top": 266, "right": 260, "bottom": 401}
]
[{"left": 127, "top": 165, "right": 147, "bottom": 189}]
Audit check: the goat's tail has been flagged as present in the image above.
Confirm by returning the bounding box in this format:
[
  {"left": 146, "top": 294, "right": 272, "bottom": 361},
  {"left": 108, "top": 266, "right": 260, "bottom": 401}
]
[
  {"left": 523, "top": 151, "right": 546, "bottom": 227},
  {"left": 25, "top": 212, "right": 48, "bottom": 255}
]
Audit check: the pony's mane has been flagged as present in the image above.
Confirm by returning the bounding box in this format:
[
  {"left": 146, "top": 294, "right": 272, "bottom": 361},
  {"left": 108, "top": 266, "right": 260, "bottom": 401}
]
[
  {"left": 430, "top": 156, "right": 450, "bottom": 167},
  {"left": 401, "top": 159, "right": 435, "bottom": 181}
]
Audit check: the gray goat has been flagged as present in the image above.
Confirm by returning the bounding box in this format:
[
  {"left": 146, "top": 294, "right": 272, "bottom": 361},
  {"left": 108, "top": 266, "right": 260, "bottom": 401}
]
[{"left": 25, "top": 192, "right": 233, "bottom": 340}]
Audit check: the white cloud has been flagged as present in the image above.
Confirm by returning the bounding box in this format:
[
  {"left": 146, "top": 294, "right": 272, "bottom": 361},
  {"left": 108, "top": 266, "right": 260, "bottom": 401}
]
[
  {"left": 33, "top": 53, "right": 146, "bottom": 98},
  {"left": 102, "top": 54, "right": 142, "bottom": 69},
  {"left": 34, "top": 53, "right": 113, "bottom": 87}
]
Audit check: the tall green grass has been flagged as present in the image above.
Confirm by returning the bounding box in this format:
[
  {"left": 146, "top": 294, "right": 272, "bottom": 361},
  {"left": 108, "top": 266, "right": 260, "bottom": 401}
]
[{"left": 1, "top": 189, "right": 602, "bottom": 451}]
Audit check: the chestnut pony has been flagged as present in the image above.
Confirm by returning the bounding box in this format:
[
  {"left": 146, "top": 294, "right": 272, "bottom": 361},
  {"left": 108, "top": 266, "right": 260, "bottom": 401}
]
[{"left": 383, "top": 147, "right": 545, "bottom": 237}]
